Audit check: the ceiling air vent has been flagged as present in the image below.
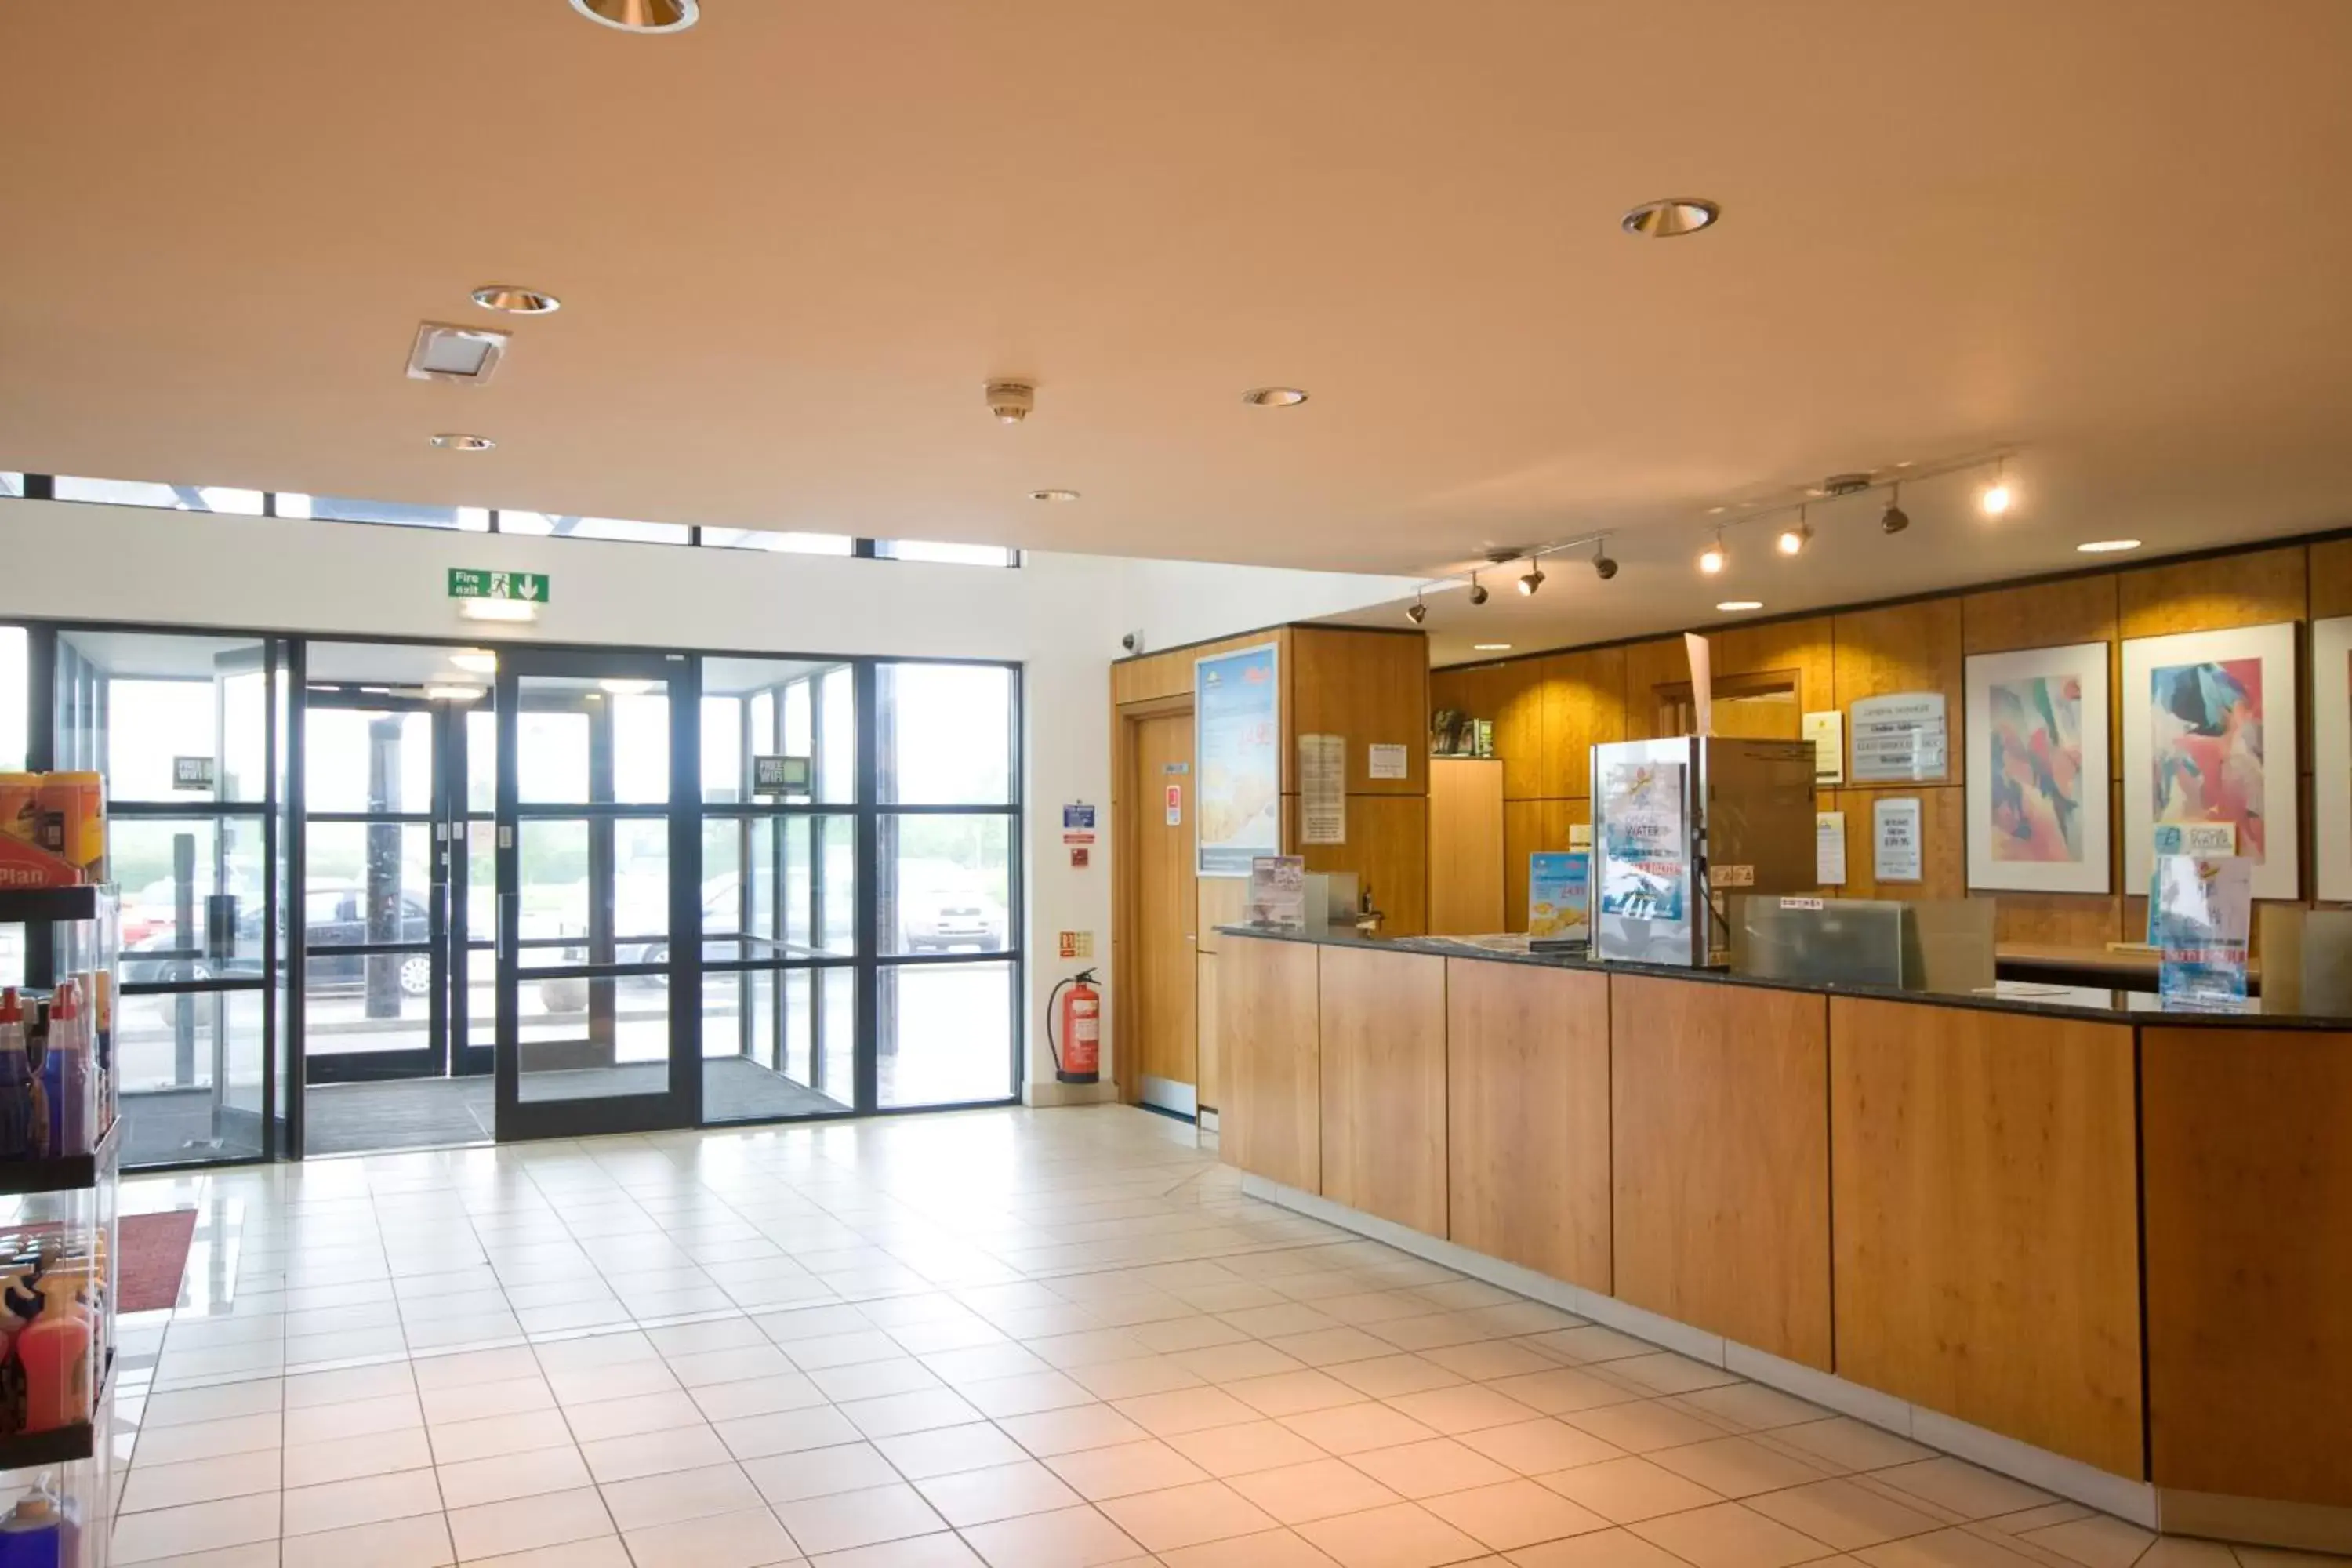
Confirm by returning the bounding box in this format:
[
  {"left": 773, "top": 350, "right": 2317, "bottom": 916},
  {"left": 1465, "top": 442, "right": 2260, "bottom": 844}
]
[{"left": 406, "top": 321, "right": 510, "bottom": 384}]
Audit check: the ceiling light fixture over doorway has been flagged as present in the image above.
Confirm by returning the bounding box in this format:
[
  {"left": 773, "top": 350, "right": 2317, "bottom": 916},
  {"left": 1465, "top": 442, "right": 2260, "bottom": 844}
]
[{"left": 570, "top": 0, "right": 699, "bottom": 32}]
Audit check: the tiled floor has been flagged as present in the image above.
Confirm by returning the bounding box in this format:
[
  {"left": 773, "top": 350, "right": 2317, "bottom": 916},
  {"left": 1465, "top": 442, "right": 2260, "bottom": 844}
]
[{"left": 101, "top": 1105, "right": 2332, "bottom": 1567}]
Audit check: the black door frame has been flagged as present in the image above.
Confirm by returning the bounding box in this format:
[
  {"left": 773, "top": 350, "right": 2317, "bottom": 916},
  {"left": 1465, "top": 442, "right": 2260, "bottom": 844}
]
[{"left": 492, "top": 646, "right": 701, "bottom": 1141}]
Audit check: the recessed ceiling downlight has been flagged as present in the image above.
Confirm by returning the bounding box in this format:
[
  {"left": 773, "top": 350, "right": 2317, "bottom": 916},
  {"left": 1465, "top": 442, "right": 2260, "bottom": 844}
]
[
  {"left": 1028, "top": 488, "right": 1080, "bottom": 503},
  {"left": 1242, "top": 387, "right": 1309, "bottom": 407},
  {"left": 570, "top": 0, "right": 698, "bottom": 32},
  {"left": 1621, "top": 198, "right": 1720, "bottom": 238},
  {"left": 470, "top": 285, "right": 561, "bottom": 315},
  {"left": 429, "top": 434, "right": 495, "bottom": 452}
]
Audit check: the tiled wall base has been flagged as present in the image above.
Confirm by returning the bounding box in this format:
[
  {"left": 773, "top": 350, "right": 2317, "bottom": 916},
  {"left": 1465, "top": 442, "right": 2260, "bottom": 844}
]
[
  {"left": 2160, "top": 1487, "right": 2352, "bottom": 1557},
  {"left": 1240, "top": 1173, "right": 2181, "bottom": 1537}
]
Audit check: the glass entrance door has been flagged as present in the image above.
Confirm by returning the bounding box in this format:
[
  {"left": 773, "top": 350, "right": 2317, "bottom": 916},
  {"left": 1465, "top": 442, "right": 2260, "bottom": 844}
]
[
  {"left": 495, "top": 648, "right": 697, "bottom": 1138},
  {"left": 301, "top": 691, "right": 483, "bottom": 1083}
]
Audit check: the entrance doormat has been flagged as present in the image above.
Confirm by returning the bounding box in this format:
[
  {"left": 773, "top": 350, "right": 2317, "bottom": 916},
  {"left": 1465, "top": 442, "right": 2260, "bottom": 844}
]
[{"left": 118, "top": 1210, "right": 198, "bottom": 1314}]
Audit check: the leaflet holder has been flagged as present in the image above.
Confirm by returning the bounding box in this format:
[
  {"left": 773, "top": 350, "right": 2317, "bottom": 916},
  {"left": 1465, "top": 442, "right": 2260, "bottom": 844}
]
[{"left": 1588, "top": 735, "right": 1816, "bottom": 967}]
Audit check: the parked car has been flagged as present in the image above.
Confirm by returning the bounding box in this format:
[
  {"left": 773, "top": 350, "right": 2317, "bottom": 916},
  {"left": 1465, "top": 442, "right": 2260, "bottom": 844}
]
[
  {"left": 124, "top": 884, "right": 434, "bottom": 996},
  {"left": 898, "top": 873, "right": 1007, "bottom": 953}
]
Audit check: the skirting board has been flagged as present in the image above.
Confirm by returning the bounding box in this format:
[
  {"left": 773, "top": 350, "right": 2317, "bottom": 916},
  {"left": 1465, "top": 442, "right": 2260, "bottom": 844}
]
[
  {"left": 1240, "top": 1172, "right": 2165, "bottom": 1533},
  {"left": 1024, "top": 1079, "right": 1119, "bottom": 1108}
]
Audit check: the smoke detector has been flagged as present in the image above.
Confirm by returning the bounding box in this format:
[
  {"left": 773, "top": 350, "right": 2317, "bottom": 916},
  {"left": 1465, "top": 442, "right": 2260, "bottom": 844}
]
[
  {"left": 1482, "top": 547, "right": 1525, "bottom": 565},
  {"left": 407, "top": 322, "right": 510, "bottom": 384},
  {"left": 1822, "top": 472, "right": 1874, "bottom": 497},
  {"left": 985, "top": 381, "right": 1036, "bottom": 424}
]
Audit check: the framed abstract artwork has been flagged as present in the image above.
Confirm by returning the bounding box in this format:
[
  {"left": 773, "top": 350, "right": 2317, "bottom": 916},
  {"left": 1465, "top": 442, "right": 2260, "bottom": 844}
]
[
  {"left": 2314, "top": 615, "right": 2352, "bottom": 902},
  {"left": 2121, "top": 621, "right": 2299, "bottom": 902},
  {"left": 1964, "top": 643, "right": 2111, "bottom": 893}
]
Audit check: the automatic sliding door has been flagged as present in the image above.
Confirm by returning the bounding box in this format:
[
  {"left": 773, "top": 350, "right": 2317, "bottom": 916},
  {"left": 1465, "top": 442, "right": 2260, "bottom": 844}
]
[{"left": 495, "top": 651, "right": 696, "bottom": 1138}]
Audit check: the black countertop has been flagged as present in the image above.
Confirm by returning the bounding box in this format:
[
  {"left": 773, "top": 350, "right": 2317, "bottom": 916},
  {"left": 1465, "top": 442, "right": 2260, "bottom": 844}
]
[{"left": 1216, "top": 923, "right": 2351, "bottom": 1032}]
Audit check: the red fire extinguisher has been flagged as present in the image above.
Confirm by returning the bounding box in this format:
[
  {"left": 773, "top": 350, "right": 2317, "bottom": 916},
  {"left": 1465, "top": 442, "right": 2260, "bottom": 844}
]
[{"left": 1047, "top": 970, "right": 1101, "bottom": 1085}]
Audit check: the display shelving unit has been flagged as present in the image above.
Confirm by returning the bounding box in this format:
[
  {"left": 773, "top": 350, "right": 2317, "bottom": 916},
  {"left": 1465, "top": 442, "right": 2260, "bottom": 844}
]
[{"left": 0, "top": 882, "right": 122, "bottom": 1566}]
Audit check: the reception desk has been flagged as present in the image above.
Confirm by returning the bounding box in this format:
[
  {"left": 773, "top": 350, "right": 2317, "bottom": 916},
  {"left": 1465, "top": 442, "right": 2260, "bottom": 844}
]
[{"left": 1214, "top": 925, "right": 2352, "bottom": 1553}]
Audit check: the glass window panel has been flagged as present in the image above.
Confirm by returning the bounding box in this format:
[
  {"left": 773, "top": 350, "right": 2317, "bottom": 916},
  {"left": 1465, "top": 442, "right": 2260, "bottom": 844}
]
[
  {"left": 467, "top": 708, "right": 497, "bottom": 814},
  {"left": 304, "top": 709, "right": 436, "bottom": 813},
  {"left": 502, "top": 511, "right": 691, "bottom": 546},
  {"left": 880, "top": 814, "right": 1011, "bottom": 956},
  {"left": 751, "top": 691, "right": 776, "bottom": 758},
  {"left": 0, "top": 626, "right": 24, "bottom": 772},
  {"left": 53, "top": 477, "right": 263, "bottom": 514},
  {"left": 118, "top": 989, "right": 267, "bottom": 1165},
  {"left": 278, "top": 494, "right": 489, "bottom": 530},
  {"left": 517, "top": 818, "right": 590, "bottom": 961},
  {"left": 822, "top": 966, "right": 855, "bottom": 1105},
  {"left": 516, "top": 710, "right": 590, "bottom": 804},
  {"left": 877, "top": 664, "right": 1012, "bottom": 804},
  {"left": 776, "top": 814, "right": 858, "bottom": 957},
  {"left": 702, "top": 695, "right": 743, "bottom": 802},
  {"left": 783, "top": 681, "right": 811, "bottom": 760},
  {"left": 876, "top": 540, "right": 1018, "bottom": 566},
  {"left": 302, "top": 823, "right": 434, "bottom": 946},
  {"left": 0, "top": 474, "right": 20, "bottom": 498},
  {"left": 701, "top": 967, "right": 774, "bottom": 1062},
  {"left": 612, "top": 692, "right": 670, "bottom": 804},
  {"left": 303, "top": 956, "right": 434, "bottom": 1058},
  {"left": 701, "top": 528, "right": 855, "bottom": 554},
  {"left": 703, "top": 818, "right": 747, "bottom": 936},
  {"left": 878, "top": 960, "right": 1013, "bottom": 1108},
  {"left": 820, "top": 667, "right": 856, "bottom": 804},
  {"left": 517, "top": 975, "right": 670, "bottom": 1101},
  {"left": 114, "top": 818, "right": 267, "bottom": 967}
]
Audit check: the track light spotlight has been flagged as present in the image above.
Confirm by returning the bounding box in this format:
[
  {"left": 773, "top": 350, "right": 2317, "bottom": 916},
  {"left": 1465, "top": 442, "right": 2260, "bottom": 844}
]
[
  {"left": 1881, "top": 483, "right": 1910, "bottom": 535},
  {"left": 1698, "top": 532, "right": 1726, "bottom": 575},
  {"left": 1467, "top": 573, "right": 1490, "bottom": 606},
  {"left": 1518, "top": 564, "right": 1545, "bottom": 597},
  {"left": 1406, "top": 597, "right": 1428, "bottom": 626},
  {"left": 1777, "top": 506, "right": 1812, "bottom": 556},
  {"left": 1592, "top": 540, "right": 1618, "bottom": 580},
  {"left": 1980, "top": 458, "right": 2013, "bottom": 517}
]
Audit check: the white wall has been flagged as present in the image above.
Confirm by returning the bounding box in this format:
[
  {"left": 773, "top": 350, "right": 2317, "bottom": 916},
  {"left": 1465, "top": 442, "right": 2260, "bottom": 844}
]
[{"left": 0, "top": 497, "right": 1410, "bottom": 1096}]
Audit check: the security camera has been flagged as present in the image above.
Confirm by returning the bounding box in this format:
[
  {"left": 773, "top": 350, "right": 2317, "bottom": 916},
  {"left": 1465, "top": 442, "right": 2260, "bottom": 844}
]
[
  {"left": 986, "top": 381, "right": 1036, "bottom": 424},
  {"left": 1120, "top": 630, "right": 1142, "bottom": 654}
]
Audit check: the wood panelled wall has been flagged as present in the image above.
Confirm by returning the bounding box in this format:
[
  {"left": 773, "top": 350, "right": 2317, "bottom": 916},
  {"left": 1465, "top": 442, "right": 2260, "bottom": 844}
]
[
  {"left": 1112, "top": 623, "right": 1431, "bottom": 1110},
  {"left": 1433, "top": 540, "right": 2347, "bottom": 946}
]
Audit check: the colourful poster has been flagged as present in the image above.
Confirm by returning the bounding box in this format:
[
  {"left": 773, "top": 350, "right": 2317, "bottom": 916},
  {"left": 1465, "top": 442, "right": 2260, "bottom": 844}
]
[
  {"left": 1988, "top": 674, "right": 2086, "bottom": 862},
  {"left": 2150, "top": 657, "right": 2267, "bottom": 863},
  {"left": 1195, "top": 642, "right": 1282, "bottom": 877},
  {"left": 2153, "top": 854, "right": 2253, "bottom": 1012},
  {"left": 1528, "top": 852, "right": 1589, "bottom": 938},
  {"left": 1599, "top": 763, "right": 1686, "bottom": 921}
]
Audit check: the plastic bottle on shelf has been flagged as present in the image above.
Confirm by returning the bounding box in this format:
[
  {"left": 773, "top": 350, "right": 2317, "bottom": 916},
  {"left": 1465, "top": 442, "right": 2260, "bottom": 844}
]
[
  {"left": 0, "top": 993, "right": 31, "bottom": 1160},
  {"left": 15, "top": 1268, "right": 92, "bottom": 1434},
  {"left": 36, "top": 983, "right": 88, "bottom": 1159},
  {"left": 0, "top": 1482, "right": 67, "bottom": 1568}
]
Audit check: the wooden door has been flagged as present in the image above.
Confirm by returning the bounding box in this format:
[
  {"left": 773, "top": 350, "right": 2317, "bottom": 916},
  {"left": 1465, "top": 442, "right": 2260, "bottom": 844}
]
[{"left": 1133, "top": 710, "right": 1199, "bottom": 1111}]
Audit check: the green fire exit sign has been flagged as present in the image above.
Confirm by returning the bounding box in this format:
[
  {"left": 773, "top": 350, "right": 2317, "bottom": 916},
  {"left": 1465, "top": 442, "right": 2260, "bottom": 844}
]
[{"left": 448, "top": 568, "right": 550, "bottom": 604}]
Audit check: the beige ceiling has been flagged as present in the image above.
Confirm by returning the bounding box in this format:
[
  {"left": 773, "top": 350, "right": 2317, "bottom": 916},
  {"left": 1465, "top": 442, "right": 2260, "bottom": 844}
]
[{"left": 5, "top": 2, "right": 2350, "bottom": 662}]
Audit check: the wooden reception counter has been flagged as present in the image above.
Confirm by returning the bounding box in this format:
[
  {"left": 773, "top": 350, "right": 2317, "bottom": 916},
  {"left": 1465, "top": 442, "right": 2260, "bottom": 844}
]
[{"left": 1214, "top": 925, "right": 2352, "bottom": 1552}]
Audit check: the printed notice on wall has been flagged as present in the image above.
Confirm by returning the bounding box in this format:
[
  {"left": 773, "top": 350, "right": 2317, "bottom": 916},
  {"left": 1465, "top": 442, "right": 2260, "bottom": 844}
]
[
  {"left": 1802, "top": 711, "right": 1846, "bottom": 786},
  {"left": 1817, "top": 811, "right": 1848, "bottom": 885},
  {"left": 1300, "top": 733, "right": 1347, "bottom": 846},
  {"left": 1850, "top": 692, "right": 1948, "bottom": 782},
  {"left": 1872, "top": 797, "right": 1924, "bottom": 882},
  {"left": 1367, "top": 743, "right": 1410, "bottom": 780}
]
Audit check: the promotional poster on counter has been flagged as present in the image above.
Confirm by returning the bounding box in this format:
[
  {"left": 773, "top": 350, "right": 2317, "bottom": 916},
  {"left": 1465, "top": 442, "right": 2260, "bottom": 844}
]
[
  {"left": 2152, "top": 852, "right": 2253, "bottom": 1011},
  {"left": 1246, "top": 855, "right": 1308, "bottom": 931},
  {"left": 1598, "top": 762, "right": 1686, "bottom": 921},
  {"left": 1194, "top": 642, "right": 1281, "bottom": 877},
  {"left": 1528, "top": 851, "right": 1590, "bottom": 938}
]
